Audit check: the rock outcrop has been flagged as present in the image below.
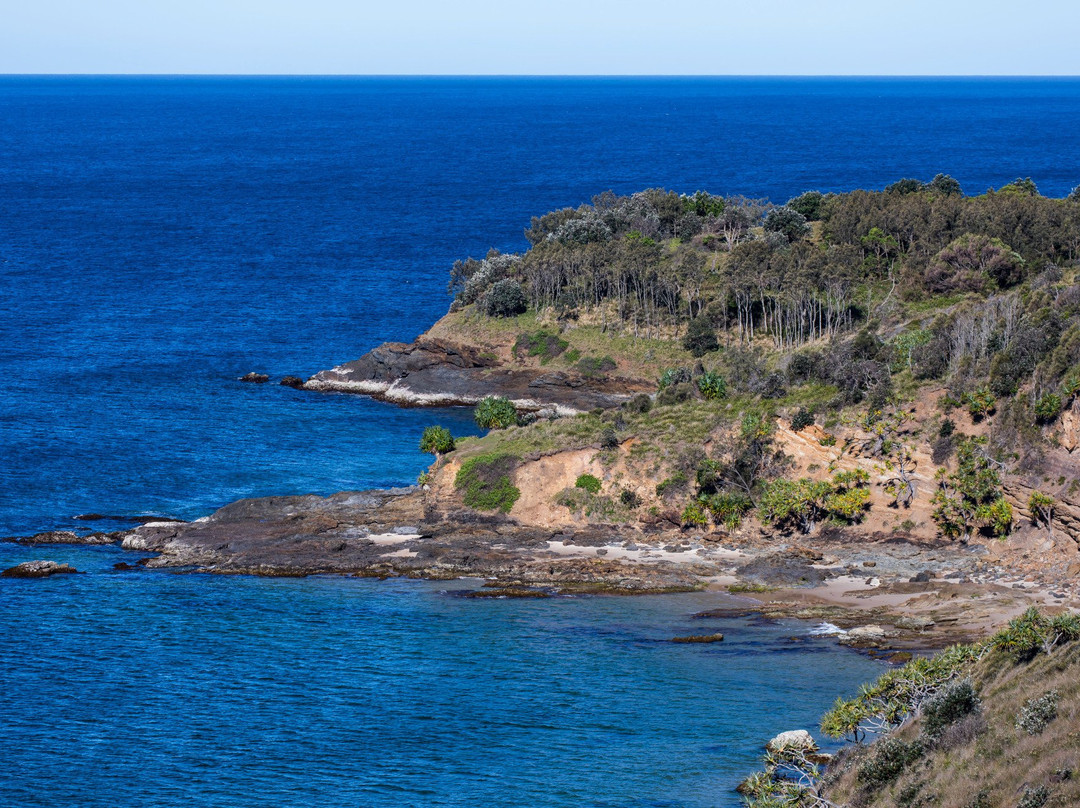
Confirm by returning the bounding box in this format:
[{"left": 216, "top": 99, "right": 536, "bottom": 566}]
[
  {"left": 2, "top": 560, "right": 79, "bottom": 578},
  {"left": 305, "top": 338, "right": 650, "bottom": 413}
]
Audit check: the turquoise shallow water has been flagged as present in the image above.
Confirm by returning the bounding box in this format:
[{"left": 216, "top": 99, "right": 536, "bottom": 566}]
[{"left": 0, "top": 542, "right": 883, "bottom": 807}]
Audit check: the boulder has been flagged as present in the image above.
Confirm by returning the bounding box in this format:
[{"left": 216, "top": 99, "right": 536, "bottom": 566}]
[
  {"left": 239, "top": 372, "right": 270, "bottom": 383},
  {"left": 279, "top": 376, "right": 305, "bottom": 389},
  {"left": 2, "top": 560, "right": 79, "bottom": 578}
]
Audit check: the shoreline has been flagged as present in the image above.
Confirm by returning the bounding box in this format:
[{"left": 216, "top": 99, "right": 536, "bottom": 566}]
[{"left": 7, "top": 484, "right": 1070, "bottom": 653}]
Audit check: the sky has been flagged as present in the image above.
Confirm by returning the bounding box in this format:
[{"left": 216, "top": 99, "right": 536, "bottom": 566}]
[{"left": 2, "top": 0, "right": 1078, "bottom": 75}]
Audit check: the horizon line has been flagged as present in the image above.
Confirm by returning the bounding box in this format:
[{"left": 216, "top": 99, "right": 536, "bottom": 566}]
[{"left": 2, "top": 73, "right": 1079, "bottom": 79}]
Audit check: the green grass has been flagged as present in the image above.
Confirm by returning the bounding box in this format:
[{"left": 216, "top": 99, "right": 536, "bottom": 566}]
[{"left": 454, "top": 453, "right": 521, "bottom": 512}]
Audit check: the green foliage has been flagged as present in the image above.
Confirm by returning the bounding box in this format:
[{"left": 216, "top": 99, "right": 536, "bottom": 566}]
[
  {"left": 454, "top": 453, "right": 521, "bottom": 513},
  {"left": 682, "top": 317, "right": 719, "bottom": 357},
  {"left": 1017, "top": 786, "right": 1050, "bottom": 808},
  {"left": 787, "top": 190, "right": 825, "bottom": 220},
  {"left": 658, "top": 367, "right": 692, "bottom": 390},
  {"left": 480, "top": 278, "right": 527, "bottom": 317},
  {"left": 964, "top": 387, "right": 997, "bottom": 420},
  {"left": 762, "top": 205, "right": 810, "bottom": 242},
  {"left": 991, "top": 607, "right": 1080, "bottom": 661},
  {"left": 922, "top": 678, "right": 980, "bottom": 740},
  {"left": 760, "top": 470, "right": 870, "bottom": 533},
  {"left": 514, "top": 329, "right": 568, "bottom": 362},
  {"left": 419, "top": 425, "right": 455, "bottom": 456},
  {"left": 999, "top": 177, "right": 1040, "bottom": 197},
  {"left": 978, "top": 496, "right": 1014, "bottom": 538},
  {"left": 1034, "top": 392, "right": 1062, "bottom": 423},
  {"left": 821, "top": 642, "right": 984, "bottom": 742},
  {"left": 473, "top": 396, "right": 519, "bottom": 430},
  {"left": 575, "top": 473, "right": 602, "bottom": 494},
  {"left": 890, "top": 328, "right": 933, "bottom": 372},
  {"left": 655, "top": 471, "right": 689, "bottom": 498},
  {"left": 705, "top": 492, "right": 753, "bottom": 530},
  {"left": 681, "top": 500, "right": 708, "bottom": 527},
  {"left": 696, "top": 370, "right": 728, "bottom": 400},
  {"left": 929, "top": 173, "right": 963, "bottom": 196},
  {"left": 931, "top": 436, "right": 1010, "bottom": 541},
  {"left": 1028, "top": 491, "right": 1054, "bottom": 530},
  {"left": 623, "top": 393, "right": 652, "bottom": 414},
  {"left": 1016, "top": 691, "right": 1059, "bottom": 736},
  {"left": 790, "top": 407, "right": 814, "bottom": 431},
  {"left": 759, "top": 478, "right": 832, "bottom": 533},
  {"left": 857, "top": 738, "right": 924, "bottom": 788},
  {"left": 576, "top": 355, "right": 617, "bottom": 378}
]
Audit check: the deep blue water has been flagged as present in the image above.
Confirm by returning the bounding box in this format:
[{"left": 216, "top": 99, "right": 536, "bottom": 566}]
[{"left": 2, "top": 77, "right": 1080, "bottom": 805}]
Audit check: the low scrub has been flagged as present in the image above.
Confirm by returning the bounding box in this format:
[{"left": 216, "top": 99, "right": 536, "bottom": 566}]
[{"left": 454, "top": 453, "right": 521, "bottom": 513}]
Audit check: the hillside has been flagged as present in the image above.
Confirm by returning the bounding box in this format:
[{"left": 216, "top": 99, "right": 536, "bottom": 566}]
[
  {"left": 740, "top": 608, "right": 1080, "bottom": 807},
  {"left": 303, "top": 178, "right": 1080, "bottom": 604}
]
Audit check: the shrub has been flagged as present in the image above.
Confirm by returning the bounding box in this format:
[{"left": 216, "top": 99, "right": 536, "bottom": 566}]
[
  {"left": 762, "top": 206, "right": 810, "bottom": 242},
  {"left": 600, "top": 426, "right": 619, "bottom": 449},
  {"left": 623, "top": 393, "right": 652, "bottom": 414},
  {"left": 419, "top": 425, "right": 455, "bottom": 456},
  {"left": 790, "top": 408, "right": 815, "bottom": 431},
  {"left": 787, "top": 190, "right": 825, "bottom": 220},
  {"left": 1017, "top": 786, "right": 1050, "bottom": 808},
  {"left": 656, "top": 471, "right": 689, "bottom": 498},
  {"left": 681, "top": 500, "right": 708, "bottom": 527},
  {"left": 857, "top": 738, "right": 923, "bottom": 788},
  {"left": 514, "top": 329, "right": 568, "bottom": 362},
  {"left": 619, "top": 489, "right": 640, "bottom": 508},
  {"left": 1016, "top": 691, "right": 1059, "bottom": 736},
  {"left": 575, "top": 473, "right": 602, "bottom": 494},
  {"left": 656, "top": 382, "right": 695, "bottom": 407},
  {"left": 964, "top": 387, "right": 997, "bottom": 420},
  {"left": 454, "top": 453, "right": 521, "bottom": 512},
  {"left": 696, "top": 371, "right": 728, "bottom": 400},
  {"left": 929, "top": 173, "right": 963, "bottom": 196},
  {"left": 576, "top": 355, "right": 617, "bottom": 378},
  {"left": 922, "top": 678, "right": 980, "bottom": 741},
  {"left": 706, "top": 492, "right": 753, "bottom": 530},
  {"left": 682, "top": 317, "right": 719, "bottom": 357},
  {"left": 659, "top": 367, "right": 692, "bottom": 390},
  {"left": 480, "top": 279, "right": 527, "bottom": 317},
  {"left": 1034, "top": 392, "right": 1062, "bottom": 423},
  {"left": 474, "top": 396, "right": 518, "bottom": 430}
]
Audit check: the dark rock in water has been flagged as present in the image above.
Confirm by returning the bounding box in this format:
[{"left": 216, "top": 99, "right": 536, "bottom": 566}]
[
  {"left": 2, "top": 561, "right": 79, "bottom": 578},
  {"left": 691, "top": 607, "right": 760, "bottom": 620},
  {"left": 113, "top": 562, "right": 137, "bottom": 571},
  {"left": 670, "top": 633, "right": 725, "bottom": 643},
  {"left": 464, "top": 587, "right": 552, "bottom": 599},
  {"left": 74, "top": 513, "right": 183, "bottom": 525},
  {"left": 280, "top": 376, "right": 305, "bottom": 389},
  {"left": 239, "top": 372, "right": 270, "bottom": 383},
  {"left": 7, "top": 530, "right": 117, "bottom": 546}
]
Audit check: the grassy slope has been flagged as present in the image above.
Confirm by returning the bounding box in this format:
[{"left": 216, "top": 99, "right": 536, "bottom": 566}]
[{"left": 824, "top": 642, "right": 1080, "bottom": 807}]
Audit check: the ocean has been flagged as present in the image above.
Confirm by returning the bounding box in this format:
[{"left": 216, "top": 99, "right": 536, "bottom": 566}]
[{"left": 2, "top": 76, "right": 1079, "bottom": 805}]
